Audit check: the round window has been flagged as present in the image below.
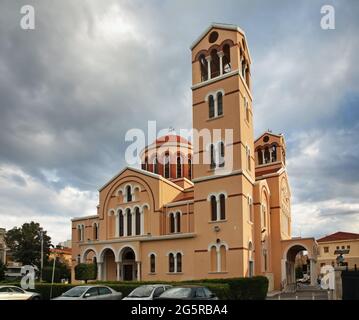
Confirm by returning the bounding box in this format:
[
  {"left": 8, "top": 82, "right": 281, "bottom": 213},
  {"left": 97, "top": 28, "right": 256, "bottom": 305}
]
[
  {"left": 263, "top": 136, "right": 269, "bottom": 143},
  {"left": 209, "top": 31, "right": 219, "bottom": 43}
]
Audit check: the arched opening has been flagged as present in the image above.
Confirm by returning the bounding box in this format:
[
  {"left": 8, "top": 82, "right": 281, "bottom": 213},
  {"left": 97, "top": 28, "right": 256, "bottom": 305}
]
[
  {"left": 93, "top": 223, "right": 98, "bottom": 240},
  {"left": 199, "top": 54, "right": 208, "bottom": 82},
  {"left": 176, "top": 212, "right": 181, "bottom": 233},
  {"left": 222, "top": 44, "right": 231, "bottom": 73},
  {"left": 218, "top": 141, "right": 225, "bottom": 167},
  {"left": 210, "top": 246, "right": 217, "bottom": 272},
  {"left": 208, "top": 95, "right": 215, "bottom": 118},
  {"left": 135, "top": 207, "right": 141, "bottom": 235},
  {"left": 271, "top": 144, "right": 277, "bottom": 162},
  {"left": 102, "top": 248, "right": 116, "bottom": 281},
  {"left": 176, "top": 252, "right": 182, "bottom": 273},
  {"left": 126, "top": 208, "right": 132, "bottom": 236},
  {"left": 248, "top": 242, "right": 254, "bottom": 277},
  {"left": 210, "top": 49, "right": 220, "bottom": 78},
  {"left": 264, "top": 147, "right": 270, "bottom": 164},
  {"left": 257, "top": 148, "right": 263, "bottom": 165},
  {"left": 119, "top": 210, "right": 124, "bottom": 237},
  {"left": 210, "top": 144, "right": 216, "bottom": 169},
  {"left": 83, "top": 248, "right": 97, "bottom": 265},
  {"left": 176, "top": 156, "right": 182, "bottom": 178},
  {"left": 169, "top": 253, "right": 175, "bottom": 273},
  {"left": 126, "top": 185, "right": 132, "bottom": 202},
  {"left": 164, "top": 153, "right": 170, "bottom": 179},
  {"left": 150, "top": 254, "right": 156, "bottom": 273},
  {"left": 120, "top": 247, "right": 137, "bottom": 281},
  {"left": 210, "top": 195, "right": 217, "bottom": 221},
  {"left": 217, "top": 92, "right": 223, "bottom": 116},
  {"left": 285, "top": 245, "right": 310, "bottom": 291},
  {"left": 219, "top": 194, "right": 226, "bottom": 220},
  {"left": 188, "top": 158, "right": 192, "bottom": 180},
  {"left": 169, "top": 213, "right": 175, "bottom": 233}
]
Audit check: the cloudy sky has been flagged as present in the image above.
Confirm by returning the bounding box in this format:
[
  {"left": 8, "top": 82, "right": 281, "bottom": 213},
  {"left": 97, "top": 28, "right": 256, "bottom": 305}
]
[{"left": 0, "top": 0, "right": 358, "bottom": 244}]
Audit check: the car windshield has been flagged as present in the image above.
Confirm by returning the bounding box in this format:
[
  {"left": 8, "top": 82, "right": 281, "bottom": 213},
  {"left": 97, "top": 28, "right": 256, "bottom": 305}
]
[
  {"left": 160, "top": 288, "right": 192, "bottom": 298},
  {"left": 62, "top": 287, "right": 89, "bottom": 297},
  {"left": 128, "top": 286, "right": 155, "bottom": 297}
]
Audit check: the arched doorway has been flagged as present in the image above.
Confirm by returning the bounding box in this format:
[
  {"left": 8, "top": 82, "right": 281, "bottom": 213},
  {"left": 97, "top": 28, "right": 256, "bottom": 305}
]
[
  {"left": 120, "top": 247, "right": 137, "bottom": 281},
  {"left": 102, "top": 248, "right": 117, "bottom": 281}
]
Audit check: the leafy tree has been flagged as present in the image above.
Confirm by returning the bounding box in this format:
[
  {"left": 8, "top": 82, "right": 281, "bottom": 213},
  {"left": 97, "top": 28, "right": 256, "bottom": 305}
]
[
  {"left": 5, "top": 222, "right": 51, "bottom": 269},
  {"left": 42, "top": 260, "right": 71, "bottom": 283},
  {"left": 0, "top": 261, "right": 6, "bottom": 281},
  {"left": 75, "top": 263, "right": 97, "bottom": 283}
]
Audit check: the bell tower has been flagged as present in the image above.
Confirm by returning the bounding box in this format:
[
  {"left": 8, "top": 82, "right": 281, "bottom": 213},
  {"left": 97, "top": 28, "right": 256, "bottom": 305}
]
[{"left": 190, "top": 24, "right": 256, "bottom": 278}]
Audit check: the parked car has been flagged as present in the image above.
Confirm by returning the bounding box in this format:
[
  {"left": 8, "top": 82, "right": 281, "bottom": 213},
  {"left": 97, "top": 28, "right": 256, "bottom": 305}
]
[
  {"left": 155, "top": 285, "right": 218, "bottom": 300},
  {"left": 123, "top": 284, "right": 172, "bottom": 300},
  {"left": 0, "top": 285, "right": 41, "bottom": 300},
  {"left": 52, "top": 285, "right": 122, "bottom": 300}
]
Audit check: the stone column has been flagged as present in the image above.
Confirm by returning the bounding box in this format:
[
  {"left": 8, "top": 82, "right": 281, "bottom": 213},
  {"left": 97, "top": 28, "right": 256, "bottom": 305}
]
[
  {"left": 116, "top": 262, "right": 121, "bottom": 281},
  {"left": 131, "top": 209, "right": 136, "bottom": 236},
  {"left": 310, "top": 259, "right": 317, "bottom": 286},
  {"left": 217, "top": 51, "right": 224, "bottom": 75},
  {"left": 205, "top": 56, "right": 212, "bottom": 80},
  {"left": 140, "top": 209, "right": 144, "bottom": 235},
  {"left": 97, "top": 262, "right": 103, "bottom": 281},
  {"left": 137, "top": 262, "right": 141, "bottom": 281},
  {"left": 115, "top": 213, "right": 119, "bottom": 237}
]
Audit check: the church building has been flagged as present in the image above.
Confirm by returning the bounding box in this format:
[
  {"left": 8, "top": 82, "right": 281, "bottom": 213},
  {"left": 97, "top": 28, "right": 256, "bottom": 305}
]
[{"left": 71, "top": 23, "right": 319, "bottom": 291}]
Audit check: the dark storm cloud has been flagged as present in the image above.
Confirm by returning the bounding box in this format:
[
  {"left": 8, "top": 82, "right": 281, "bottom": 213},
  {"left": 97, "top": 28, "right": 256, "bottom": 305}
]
[{"left": 0, "top": 0, "right": 359, "bottom": 242}]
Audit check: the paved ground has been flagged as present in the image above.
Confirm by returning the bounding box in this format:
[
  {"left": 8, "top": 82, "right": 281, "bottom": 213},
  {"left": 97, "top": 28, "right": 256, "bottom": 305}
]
[{"left": 267, "top": 284, "right": 329, "bottom": 300}]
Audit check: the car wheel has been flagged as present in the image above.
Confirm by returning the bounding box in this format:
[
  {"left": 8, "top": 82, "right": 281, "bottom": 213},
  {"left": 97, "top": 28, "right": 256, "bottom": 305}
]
[{"left": 32, "top": 296, "right": 41, "bottom": 300}]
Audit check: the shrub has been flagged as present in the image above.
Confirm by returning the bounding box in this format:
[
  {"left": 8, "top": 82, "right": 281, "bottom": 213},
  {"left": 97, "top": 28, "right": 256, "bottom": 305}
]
[
  {"left": 74, "top": 263, "right": 97, "bottom": 283},
  {"left": 0, "top": 261, "right": 6, "bottom": 281},
  {"left": 226, "top": 276, "right": 269, "bottom": 300},
  {"left": 42, "top": 261, "right": 71, "bottom": 283}
]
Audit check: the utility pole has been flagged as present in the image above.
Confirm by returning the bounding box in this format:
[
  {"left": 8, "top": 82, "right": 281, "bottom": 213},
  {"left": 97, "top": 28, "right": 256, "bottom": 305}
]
[{"left": 40, "top": 230, "right": 43, "bottom": 282}]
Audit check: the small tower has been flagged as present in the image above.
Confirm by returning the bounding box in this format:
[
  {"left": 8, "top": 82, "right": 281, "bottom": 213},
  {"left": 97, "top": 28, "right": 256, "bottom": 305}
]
[{"left": 190, "top": 23, "right": 255, "bottom": 278}]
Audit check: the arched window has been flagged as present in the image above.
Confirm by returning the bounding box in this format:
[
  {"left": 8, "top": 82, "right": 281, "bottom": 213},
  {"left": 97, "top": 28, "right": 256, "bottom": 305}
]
[
  {"left": 246, "top": 146, "right": 251, "bottom": 171},
  {"left": 219, "top": 194, "right": 226, "bottom": 220},
  {"left": 169, "top": 213, "right": 175, "bottom": 233},
  {"left": 164, "top": 154, "right": 170, "bottom": 179},
  {"left": 248, "top": 196, "right": 253, "bottom": 222},
  {"left": 210, "top": 246, "right": 217, "bottom": 272},
  {"left": 219, "top": 142, "right": 225, "bottom": 167},
  {"left": 119, "top": 210, "right": 124, "bottom": 237},
  {"left": 126, "top": 185, "right": 132, "bottom": 202},
  {"left": 258, "top": 149, "right": 263, "bottom": 165},
  {"left": 209, "top": 95, "right": 215, "bottom": 118},
  {"left": 150, "top": 254, "right": 156, "bottom": 273},
  {"left": 153, "top": 156, "right": 158, "bottom": 174},
  {"left": 135, "top": 207, "right": 141, "bottom": 235},
  {"left": 93, "top": 223, "right": 98, "bottom": 240},
  {"left": 199, "top": 54, "right": 208, "bottom": 82},
  {"left": 188, "top": 158, "right": 192, "bottom": 180},
  {"left": 220, "top": 245, "right": 227, "bottom": 271},
  {"left": 176, "top": 212, "right": 181, "bottom": 233},
  {"left": 217, "top": 92, "right": 223, "bottom": 116},
  {"left": 222, "top": 44, "right": 231, "bottom": 74},
  {"left": 169, "top": 253, "right": 175, "bottom": 273},
  {"left": 248, "top": 242, "right": 254, "bottom": 277},
  {"left": 210, "top": 144, "right": 216, "bottom": 169},
  {"left": 271, "top": 145, "right": 277, "bottom": 162},
  {"left": 77, "top": 226, "right": 82, "bottom": 242},
  {"left": 210, "top": 195, "right": 217, "bottom": 221},
  {"left": 210, "top": 49, "right": 220, "bottom": 78},
  {"left": 262, "top": 204, "right": 267, "bottom": 228},
  {"left": 127, "top": 209, "right": 132, "bottom": 236},
  {"left": 176, "top": 252, "right": 182, "bottom": 273},
  {"left": 176, "top": 156, "right": 182, "bottom": 178},
  {"left": 264, "top": 147, "right": 270, "bottom": 164}
]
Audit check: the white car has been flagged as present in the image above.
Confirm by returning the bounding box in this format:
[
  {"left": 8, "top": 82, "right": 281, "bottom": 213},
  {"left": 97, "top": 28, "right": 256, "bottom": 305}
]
[
  {"left": 53, "top": 285, "right": 122, "bottom": 300},
  {"left": 0, "top": 285, "right": 41, "bottom": 300},
  {"left": 123, "top": 284, "right": 172, "bottom": 300}
]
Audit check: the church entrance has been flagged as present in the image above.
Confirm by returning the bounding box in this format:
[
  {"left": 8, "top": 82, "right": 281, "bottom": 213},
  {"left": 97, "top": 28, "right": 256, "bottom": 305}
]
[{"left": 120, "top": 247, "right": 137, "bottom": 281}]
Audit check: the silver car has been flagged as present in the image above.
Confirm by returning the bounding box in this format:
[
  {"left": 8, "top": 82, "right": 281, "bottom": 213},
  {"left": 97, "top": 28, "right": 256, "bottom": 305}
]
[
  {"left": 0, "top": 285, "right": 41, "bottom": 300},
  {"left": 123, "top": 284, "right": 172, "bottom": 300},
  {"left": 53, "top": 285, "right": 122, "bottom": 300}
]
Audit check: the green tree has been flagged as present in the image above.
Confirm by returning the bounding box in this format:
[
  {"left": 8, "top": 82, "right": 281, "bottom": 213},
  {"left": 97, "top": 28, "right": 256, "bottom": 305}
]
[
  {"left": 0, "top": 261, "right": 6, "bottom": 281},
  {"left": 5, "top": 222, "right": 51, "bottom": 268},
  {"left": 75, "top": 263, "right": 97, "bottom": 283},
  {"left": 42, "top": 259, "right": 71, "bottom": 283}
]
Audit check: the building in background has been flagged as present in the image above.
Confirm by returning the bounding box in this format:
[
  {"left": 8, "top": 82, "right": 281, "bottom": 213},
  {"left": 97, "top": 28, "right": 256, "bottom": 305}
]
[
  {"left": 71, "top": 23, "right": 319, "bottom": 291},
  {"left": 59, "top": 240, "right": 72, "bottom": 249},
  {"left": 50, "top": 247, "right": 72, "bottom": 267},
  {"left": 317, "top": 231, "right": 359, "bottom": 272}
]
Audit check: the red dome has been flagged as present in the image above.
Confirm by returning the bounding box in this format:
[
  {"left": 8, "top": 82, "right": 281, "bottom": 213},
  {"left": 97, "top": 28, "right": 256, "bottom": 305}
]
[{"left": 154, "top": 135, "right": 192, "bottom": 146}]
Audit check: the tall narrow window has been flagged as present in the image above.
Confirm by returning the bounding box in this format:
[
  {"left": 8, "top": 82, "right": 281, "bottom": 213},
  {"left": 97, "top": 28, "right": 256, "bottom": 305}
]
[
  {"left": 127, "top": 209, "right": 132, "bottom": 236},
  {"left": 210, "top": 49, "right": 220, "bottom": 78},
  {"left": 223, "top": 44, "right": 231, "bottom": 73},
  {"left": 264, "top": 147, "right": 270, "bottom": 164},
  {"left": 188, "top": 158, "right": 192, "bottom": 180},
  {"left": 169, "top": 213, "right": 175, "bottom": 233},
  {"left": 176, "top": 156, "right": 182, "bottom": 178},
  {"left": 153, "top": 156, "right": 158, "bottom": 174},
  {"left": 209, "top": 95, "right": 215, "bottom": 118},
  {"left": 135, "top": 207, "right": 141, "bottom": 235},
  {"left": 262, "top": 205, "right": 267, "bottom": 228},
  {"left": 164, "top": 154, "right": 170, "bottom": 179},
  {"left": 176, "top": 212, "right": 181, "bottom": 233},
  {"left": 150, "top": 254, "right": 156, "bottom": 273},
  {"left": 219, "top": 194, "right": 226, "bottom": 220},
  {"left": 126, "top": 186, "right": 132, "bottom": 202},
  {"left": 210, "top": 144, "right": 216, "bottom": 169},
  {"left": 93, "top": 223, "right": 98, "bottom": 240},
  {"left": 210, "top": 195, "right": 217, "bottom": 221},
  {"left": 210, "top": 246, "right": 217, "bottom": 272},
  {"left": 144, "top": 157, "right": 148, "bottom": 171},
  {"left": 271, "top": 145, "right": 277, "bottom": 162},
  {"left": 169, "top": 253, "right": 175, "bottom": 273},
  {"left": 246, "top": 146, "right": 251, "bottom": 171},
  {"left": 176, "top": 253, "right": 182, "bottom": 273},
  {"left": 119, "top": 210, "right": 124, "bottom": 237},
  {"left": 248, "top": 197, "right": 253, "bottom": 222},
  {"left": 199, "top": 54, "right": 208, "bottom": 82},
  {"left": 219, "top": 142, "right": 225, "bottom": 167},
  {"left": 217, "top": 92, "right": 223, "bottom": 116}
]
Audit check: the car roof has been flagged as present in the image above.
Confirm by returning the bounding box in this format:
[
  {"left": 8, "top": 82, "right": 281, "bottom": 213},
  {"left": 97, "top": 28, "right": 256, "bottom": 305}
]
[{"left": 170, "top": 285, "right": 204, "bottom": 289}]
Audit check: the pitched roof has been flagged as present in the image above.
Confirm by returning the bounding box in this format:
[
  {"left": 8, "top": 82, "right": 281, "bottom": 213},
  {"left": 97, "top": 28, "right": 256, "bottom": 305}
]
[{"left": 317, "top": 231, "right": 359, "bottom": 242}]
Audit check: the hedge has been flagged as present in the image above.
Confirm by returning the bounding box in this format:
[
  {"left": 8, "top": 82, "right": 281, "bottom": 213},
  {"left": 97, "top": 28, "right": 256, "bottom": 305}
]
[{"left": 2, "top": 276, "right": 267, "bottom": 300}]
